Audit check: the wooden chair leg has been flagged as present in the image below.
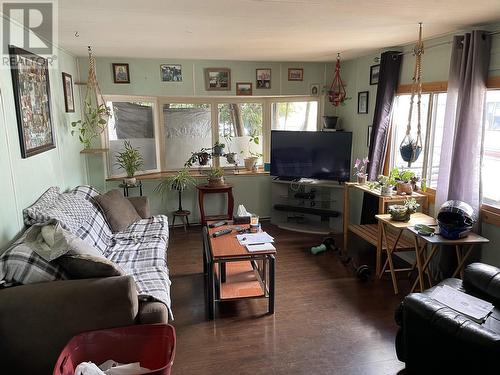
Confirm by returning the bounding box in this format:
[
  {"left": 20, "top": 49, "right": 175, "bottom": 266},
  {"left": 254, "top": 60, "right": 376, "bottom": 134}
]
[
  {"left": 186, "top": 215, "right": 190, "bottom": 228},
  {"left": 182, "top": 216, "right": 187, "bottom": 232},
  {"left": 172, "top": 215, "right": 176, "bottom": 228}
]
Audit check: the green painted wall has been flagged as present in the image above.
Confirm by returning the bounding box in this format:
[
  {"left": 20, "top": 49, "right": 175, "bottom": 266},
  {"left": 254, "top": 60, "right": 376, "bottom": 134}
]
[
  {"left": 0, "top": 49, "right": 85, "bottom": 251},
  {"left": 76, "top": 57, "right": 330, "bottom": 223}
]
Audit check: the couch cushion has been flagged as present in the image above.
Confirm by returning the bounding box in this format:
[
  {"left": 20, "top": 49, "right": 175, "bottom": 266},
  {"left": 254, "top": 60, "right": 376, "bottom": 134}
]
[
  {"left": 94, "top": 190, "right": 142, "bottom": 233},
  {"left": 23, "top": 186, "right": 60, "bottom": 225},
  {"left": 58, "top": 254, "right": 125, "bottom": 279}
]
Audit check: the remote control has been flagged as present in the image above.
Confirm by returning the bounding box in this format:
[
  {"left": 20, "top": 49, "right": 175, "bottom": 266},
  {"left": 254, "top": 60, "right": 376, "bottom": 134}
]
[
  {"left": 212, "top": 228, "right": 232, "bottom": 238},
  {"left": 209, "top": 221, "right": 226, "bottom": 228}
]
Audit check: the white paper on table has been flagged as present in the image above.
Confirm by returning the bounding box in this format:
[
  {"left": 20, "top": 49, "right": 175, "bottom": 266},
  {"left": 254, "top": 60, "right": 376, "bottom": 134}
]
[
  {"left": 246, "top": 243, "right": 276, "bottom": 252},
  {"left": 429, "top": 285, "right": 494, "bottom": 322},
  {"left": 237, "top": 232, "right": 274, "bottom": 245}
]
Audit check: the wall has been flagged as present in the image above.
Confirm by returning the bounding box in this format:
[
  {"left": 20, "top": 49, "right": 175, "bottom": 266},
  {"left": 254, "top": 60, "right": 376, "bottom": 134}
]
[
  {"left": 76, "top": 57, "right": 331, "bottom": 222},
  {"left": 0, "top": 47, "right": 85, "bottom": 251},
  {"left": 326, "top": 23, "right": 500, "bottom": 265}
]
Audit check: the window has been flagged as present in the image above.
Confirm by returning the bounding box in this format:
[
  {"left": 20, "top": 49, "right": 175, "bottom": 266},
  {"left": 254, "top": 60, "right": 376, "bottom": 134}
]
[
  {"left": 271, "top": 101, "right": 318, "bottom": 131},
  {"left": 218, "top": 103, "right": 263, "bottom": 167},
  {"left": 106, "top": 99, "right": 159, "bottom": 177},
  {"left": 390, "top": 92, "right": 447, "bottom": 188},
  {"left": 482, "top": 90, "right": 500, "bottom": 207},
  {"left": 163, "top": 103, "right": 211, "bottom": 170}
]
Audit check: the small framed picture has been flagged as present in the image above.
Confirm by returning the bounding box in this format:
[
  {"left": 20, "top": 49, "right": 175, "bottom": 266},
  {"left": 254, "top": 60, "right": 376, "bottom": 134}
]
[
  {"left": 236, "top": 82, "right": 252, "bottom": 96},
  {"left": 370, "top": 64, "right": 380, "bottom": 85},
  {"left": 367, "top": 125, "right": 373, "bottom": 148},
  {"left": 288, "top": 68, "right": 303, "bottom": 81},
  {"left": 256, "top": 68, "right": 271, "bottom": 89},
  {"left": 358, "top": 91, "right": 369, "bottom": 114},
  {"left": 205, "top": 68, "right": 231, "bottom": 91},
  {"left": 62, "top": 72, "right": 75, "bottom": 113},
  {"left": 112, "top": 63, "right": 130, "bottom": 83},
  {"left": 160, "top": 64, "right": 182, "bottom": 82},
  {"left": 310, "top": 83, "right": 320, "bottom": 96}
]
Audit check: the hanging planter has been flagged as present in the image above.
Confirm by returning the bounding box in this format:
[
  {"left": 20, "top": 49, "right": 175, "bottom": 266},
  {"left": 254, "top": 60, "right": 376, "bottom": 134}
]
[
  {"left": 400, "top": 23, "right": 424, "bottom": 167},
  {"left": 328, "top": 54, "right": 349, "bottom": 106}
]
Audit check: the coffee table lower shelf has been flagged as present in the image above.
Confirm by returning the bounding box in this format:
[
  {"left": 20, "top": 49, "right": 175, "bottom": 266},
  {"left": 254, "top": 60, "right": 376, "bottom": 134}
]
[{"left": 216, "top": 261, "right": 265, "bottom": 300}]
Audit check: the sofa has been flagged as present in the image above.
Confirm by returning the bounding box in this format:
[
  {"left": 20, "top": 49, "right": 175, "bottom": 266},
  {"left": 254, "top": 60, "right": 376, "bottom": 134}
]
[
  {"left": 0, "top": 185, "right": 171, "bottom": 374},
  {"left": 395, "top": 263, "right": 500, "bottom": 374}
]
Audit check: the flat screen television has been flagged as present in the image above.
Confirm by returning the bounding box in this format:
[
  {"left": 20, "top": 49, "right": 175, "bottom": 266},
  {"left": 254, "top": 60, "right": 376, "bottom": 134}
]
[{"left": 270, "top": 130, "right": 352, "bottom": 181}]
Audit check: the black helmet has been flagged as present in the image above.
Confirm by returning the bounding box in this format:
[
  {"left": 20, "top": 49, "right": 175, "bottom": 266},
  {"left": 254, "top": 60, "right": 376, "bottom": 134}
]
[{"left": 437, "top": 200, "right": 476, "bottom": 240}]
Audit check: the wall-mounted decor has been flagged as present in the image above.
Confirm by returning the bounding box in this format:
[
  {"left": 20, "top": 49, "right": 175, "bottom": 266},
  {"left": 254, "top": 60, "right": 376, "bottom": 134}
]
[
  {"left": 256, "top": 68, "right": 271, "bottom": 88},
  {"left": 112, "top": 63, "right": 130, "bottom": 83},
  {"left": 160, "top": 64, "right": 182, "bottom": 82},
  {"left": 204, "top": 68, "right": 231, "bottom": 91},
  {"left": 310, "top": 83, "right": 320, "bottom": 96},
  {"left": 288, "top": 68, "right": 303, "bottom": 81},
  {"left": 370, "top": 64, "right": 380, "bottom": 85},
  {"left": 236, "top": 82, "right": 252, "bottom": 96},
  {"left": 358, "top": 91, "right": 369, "bottom": 114},
  {"left": 367, "top": 125, "right": 373, "bottom": 148},
  {"left": 9, "top": 45, "right": 55, "bottom": 158},
  {"left": 62, "top": 72, "right": 75, "bottom": 113}
]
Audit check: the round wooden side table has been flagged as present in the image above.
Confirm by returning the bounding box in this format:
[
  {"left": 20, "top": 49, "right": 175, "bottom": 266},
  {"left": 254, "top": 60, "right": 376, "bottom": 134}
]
[{"left": 172, "top": 210, "right": 191, "bottom": 232}]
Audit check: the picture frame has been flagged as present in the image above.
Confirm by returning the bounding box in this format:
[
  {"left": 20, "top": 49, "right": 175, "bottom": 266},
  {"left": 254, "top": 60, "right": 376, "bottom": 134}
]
[
  {"left": 205, "top": 68, "right": 231, "bottom": 91},
  {"left": 370, "top": 64, "right": 380, "bottom": 85},
  {"left": 256, "top": 68, "right": 271, "bottom": 89},
  {"left": 160, "top": 64, "right": 182, "bottom": 82},
  {"left": 236, "top": 82, "right": 252, "bottom": 96},
  {"left": 112, "top": 63, "right": 130, "bottom": 83},
  {"left": 9, "top": 45, "right": 55, "bottom": 158},
  {"left": 62, "top": 72, "right": 75, "bottom": 113},
  {"left": 310, "top": 83, "right": 320, "bottom": 96},
  {"left": 367, "top": 125, "right": 373, "bottom": 148},
  {"left": 358, "top": 91, "right": 369, "bottom": 114},
  {"left": 288, "top": 68, "right": 303, "bottom": 81}
]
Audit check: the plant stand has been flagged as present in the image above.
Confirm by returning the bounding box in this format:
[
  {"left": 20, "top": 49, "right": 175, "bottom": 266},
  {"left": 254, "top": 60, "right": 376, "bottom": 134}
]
[{"left": 172, "top": 210, "right": 191, "bottom": 232}]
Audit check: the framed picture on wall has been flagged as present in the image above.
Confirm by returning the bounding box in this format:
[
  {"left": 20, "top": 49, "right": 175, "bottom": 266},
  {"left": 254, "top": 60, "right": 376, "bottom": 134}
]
[
  {"left": 160, "top": 64, "right": 182, "bottom": 82},
  {"left": 288, "top": 68, "right": 303, "bottom": 81},
  {"left": 9, "top": 45, "right": 55, "bottom": 158},
  {"left": 236, "top": 82, "right": 253, "bottom": 96},
  {"left": 370, "top": 64, "right": 380, "bottom": 85},
  {"left": 204, "top": 68, "right": 231, "bottom": 90},
  {"left": 112, "top": 63, "right": 130, "bottom": 83},
  {"left": 310, "top": 83, "right": 320, "bottom": 96},
  {"left": 256, "top": 68, "right": 271, "bottom": 88},
  {"left": 358, "top": 91, "right": 369, "bottom": 114},
  {"left": 62, "top": 72, "right": 75, "bottom": 113}
]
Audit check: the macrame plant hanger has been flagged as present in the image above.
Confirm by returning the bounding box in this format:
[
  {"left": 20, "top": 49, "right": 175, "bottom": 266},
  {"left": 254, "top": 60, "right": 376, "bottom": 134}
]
[
  {"left": 328, "top": 53, "right": 347, "bottom": 106},
  {"left": 400, "top": 23, "right": 424, "bottom": 167}
]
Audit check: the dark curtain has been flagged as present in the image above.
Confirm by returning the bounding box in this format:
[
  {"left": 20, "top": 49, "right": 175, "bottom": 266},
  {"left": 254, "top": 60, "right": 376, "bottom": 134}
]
[{"left": 360, "top": 51, "right": 402, "bottom": 225}]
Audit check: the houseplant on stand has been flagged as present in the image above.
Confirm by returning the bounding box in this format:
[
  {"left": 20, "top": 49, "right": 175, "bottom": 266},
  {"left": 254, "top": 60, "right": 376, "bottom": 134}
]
[
  {"left": 391, "top": 167, "right": 415, "bottom": 195},
  {"left": 353, "top": 157, "right": 369, "bottom": 184},
  {"left": 223, "top": 135, "right": 238, "bottom": 165},
  {"left": 115, "top": 140, "right": 144, "bottom": 185},
  {"left": 377, "top": 174, "right": 395, "bottom": 196},
  {"left": 154, "top": 168, "right": 196, "bottom": 213},
  {"left": 388, "top": 198, "right": 420, "bottom": 222},
  {"left": 205, "top": 167, "right": 225, "bottom": 187}
]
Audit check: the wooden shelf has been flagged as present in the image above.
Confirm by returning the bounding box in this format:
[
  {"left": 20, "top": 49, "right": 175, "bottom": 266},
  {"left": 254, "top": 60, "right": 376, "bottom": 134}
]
[
  {"left": 80, "top": 148, "right": 109, "bottom": 154},
  {"left": 106, "top": 169, "right": 269, "bottom": 181},
  {"left": 218, "top": 261, "right": 264, "bottom": 300},
  {"left": 278, "top": 221, "right": 333, "bottom": 235},
  {"left": 348, "top": 224, "right": 414, "bottom": 250}
]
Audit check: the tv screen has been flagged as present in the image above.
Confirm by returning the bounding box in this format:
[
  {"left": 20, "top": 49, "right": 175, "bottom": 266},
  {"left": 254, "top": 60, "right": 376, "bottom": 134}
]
[{"left": 270, "top": 130, "right": 352, "bottom": 181}]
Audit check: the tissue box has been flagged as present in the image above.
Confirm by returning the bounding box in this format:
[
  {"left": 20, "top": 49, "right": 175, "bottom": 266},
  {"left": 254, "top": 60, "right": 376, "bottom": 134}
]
[{"left": 233, "top": 215, "right": 251, "bottom": 224}]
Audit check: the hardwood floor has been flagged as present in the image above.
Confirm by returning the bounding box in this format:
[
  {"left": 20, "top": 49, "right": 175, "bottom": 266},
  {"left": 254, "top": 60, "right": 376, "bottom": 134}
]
[{"left": 168, "top": 223, "right": 407, "bottom": 374}]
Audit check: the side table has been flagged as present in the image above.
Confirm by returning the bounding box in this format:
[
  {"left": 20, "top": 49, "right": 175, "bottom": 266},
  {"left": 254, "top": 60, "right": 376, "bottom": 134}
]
[
  {"left": 196, "top": 184, "right": 234, "bottom": 226},
  {"left": 119, "top": 181, "right": 143, "bottom": 197}
]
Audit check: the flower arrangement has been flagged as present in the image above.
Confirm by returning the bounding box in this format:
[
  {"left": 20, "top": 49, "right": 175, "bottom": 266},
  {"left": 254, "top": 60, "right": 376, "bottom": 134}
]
[{"left": 353, "top": 157, "right": 369, "bottom": 184}]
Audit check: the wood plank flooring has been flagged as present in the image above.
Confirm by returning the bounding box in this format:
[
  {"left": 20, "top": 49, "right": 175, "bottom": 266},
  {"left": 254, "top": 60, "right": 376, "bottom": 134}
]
[{"left": 168, "top": 223, "right": 407, "bottom": 374}]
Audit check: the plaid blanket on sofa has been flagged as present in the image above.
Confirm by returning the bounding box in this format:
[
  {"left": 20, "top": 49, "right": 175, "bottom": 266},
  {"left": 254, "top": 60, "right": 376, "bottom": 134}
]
[{"left": 1, "top": 185, "right": 172, "bottom": 319}]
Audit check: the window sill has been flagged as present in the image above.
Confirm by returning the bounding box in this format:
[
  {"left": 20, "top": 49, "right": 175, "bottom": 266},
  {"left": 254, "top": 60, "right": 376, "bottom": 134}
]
[
  {"left": 482, "top": 204, "right": 500, "bottom": 227},
  {"left": 106, "top": 168, "right": 270, "bottom": 182}
]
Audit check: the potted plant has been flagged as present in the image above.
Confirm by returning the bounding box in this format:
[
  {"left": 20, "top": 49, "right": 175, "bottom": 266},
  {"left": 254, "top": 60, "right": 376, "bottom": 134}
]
[
  {"left": 205, "top": 167, "right": 225, "bottom": 186},
  {"left": 353, "top": 157, "right": 369, "bottom": 184},
  {"left": 390, "top": 167, "right": 415, "bottom": 195},
  {"left": 223, "top": 135, "right": 238, "bottom": 165},
  {"left": 242, "top": 131, "right": 262, "bottom": 171},
  {"left": 115, "top": 140, "right": 144, "bottom": 185},
  {"left": 185, "top": 148, "right": 212, "bottom": 168},
  {"left": 388, "top": 198, "right": 420, "bottom": 222},
  {"left": 377, "top": 174, "right": 395, "bottom": 196},
  {"left": 71, "top": 100, "right": 110, "bottom": 149},
  {"left": 154, "top": 168, "right": 196, "bottom": 212},
  {"left": 212, "top": 141, "right": 225, "bottom": 156}
]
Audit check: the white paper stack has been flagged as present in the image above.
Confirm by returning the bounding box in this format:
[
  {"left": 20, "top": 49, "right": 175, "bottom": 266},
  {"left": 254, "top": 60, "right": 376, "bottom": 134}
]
[
  {"left": 236, "top": 232, "right": 274, "bottom": 245},
  {"left": 430, "top": 285, "right": 494, "bottom": 323},
  {"left": 245, "top": 243, "right": 276, "bottom": 252}
]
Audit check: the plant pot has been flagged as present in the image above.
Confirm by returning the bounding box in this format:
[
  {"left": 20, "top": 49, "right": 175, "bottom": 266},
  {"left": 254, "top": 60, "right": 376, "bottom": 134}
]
[
  {"left": 244, "top": 157, "right": 258, "bottom": 171},
  {"left": 123, "top": 177, "right": 137, "bottom": 186},
  {"left": 381, "top": 186, "right": 393, "bottom": 196},
  {"left": 357, "top": 174, "right": 367, "bottom": 184},
  {"left": 197, "top": 152, "right": 210, "bottom": 166},
  {"left": 212, "top": 145, "right": 224, "bottom": 156},
  {"left": 226, "top": 152, "right": 237, "bottom": 164},
  {"left": 400, "top": 143, "right": 422, "bottom": 163},
  {"left": 322, "top": 116, "right": 338, "bottom": 129},
  {"left": 208, "top": 176, "right": 225, "bottom": 187},
  {"left": 388, "top": 205, "right": 414, "bottom": 222},
  {"left": 396, "top": 182, "right": 413, "bottom": 195}
]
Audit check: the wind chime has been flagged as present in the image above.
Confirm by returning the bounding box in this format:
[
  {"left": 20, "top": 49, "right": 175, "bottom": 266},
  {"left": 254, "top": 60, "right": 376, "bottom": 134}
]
[
  {"left": 328, "top": 53, "right": 347, "bottom": 106},
  {"left": 400, "top": 23, "right": 424, "bottom": 167}
]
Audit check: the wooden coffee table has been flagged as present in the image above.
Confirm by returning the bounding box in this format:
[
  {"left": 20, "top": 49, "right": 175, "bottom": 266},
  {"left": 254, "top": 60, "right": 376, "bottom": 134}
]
[{"left": 202, "top": 222, "right": 276, "bottom": 320}]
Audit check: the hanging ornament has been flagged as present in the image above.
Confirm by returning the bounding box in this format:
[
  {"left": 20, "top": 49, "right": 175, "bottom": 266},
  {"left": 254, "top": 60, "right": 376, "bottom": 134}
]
[
  {"left": 328, "top": 53, "right": 348, "bottom": 106},
  {"left": 400, "top": 23, "right": 424, "bottom": 167}
]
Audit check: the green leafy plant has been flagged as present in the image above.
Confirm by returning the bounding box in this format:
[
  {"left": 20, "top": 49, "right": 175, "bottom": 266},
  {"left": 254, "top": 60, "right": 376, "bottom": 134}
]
[
  {"left": 390, "top": 167, "right": 415, "bottom": 183},
  {"left": 205, "top": 166, "right": 224, "bottom": 179},
  {"left": 404, "top": 197, "right": 420, "bottom": 212},
  {"left": 115, "top": 141, "right": 144, "bottom": 177},
  {"left": 242, "top": 131, "right": 263, "bottom": 158},
  {"left": 155, "top": 168, "right": 196, "bottom": 195},
  {"left": 184, "top": 148, "right": 212, "bottom": 168},
  {"left": 71, "top": 100, "right": 110, "bottom": 149},
  {"left": 213, "top": 141, "right": 225, "bottom": 155},
  {"left": 377, "top": 174, "right": 396, "bottom": 188}
]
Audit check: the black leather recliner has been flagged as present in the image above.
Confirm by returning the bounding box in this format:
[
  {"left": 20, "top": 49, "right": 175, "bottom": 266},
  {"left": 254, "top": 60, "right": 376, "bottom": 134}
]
[{"left": 395, "top": 263, "right": 500, "bottom": 374}]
